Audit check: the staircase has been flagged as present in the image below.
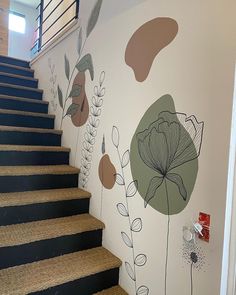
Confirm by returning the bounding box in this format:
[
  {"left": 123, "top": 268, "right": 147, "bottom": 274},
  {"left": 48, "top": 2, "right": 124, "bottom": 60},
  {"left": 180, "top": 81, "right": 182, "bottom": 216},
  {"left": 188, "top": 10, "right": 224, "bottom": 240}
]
[{"left": 0, "top": 55, "right": 127, "bottom": 295}]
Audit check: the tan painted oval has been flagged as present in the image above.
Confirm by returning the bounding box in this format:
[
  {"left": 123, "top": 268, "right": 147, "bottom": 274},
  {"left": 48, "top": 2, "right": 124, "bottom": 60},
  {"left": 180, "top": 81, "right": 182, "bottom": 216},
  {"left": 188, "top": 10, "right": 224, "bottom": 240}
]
[
  {"left": 125, "top": 17, "right": 178, "bottom": 82},
  {"left": 99, "top": 154, "right": 116, "bottom": 189}
]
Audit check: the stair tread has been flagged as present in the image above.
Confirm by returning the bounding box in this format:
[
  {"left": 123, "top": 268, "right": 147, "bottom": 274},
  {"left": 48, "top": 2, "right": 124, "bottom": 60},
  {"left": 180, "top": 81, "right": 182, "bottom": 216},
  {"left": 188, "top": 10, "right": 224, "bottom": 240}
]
[
  {"left": 0, "top": 188, "right": 91, "bottom": 207},
  {"left": 0, "top": 71, "right": 37, "bottom": 81},
  {"left": 0, "top": 82, "right": 42, "bottom": 92},
  {"left": 0, "top": 108, "right": 54, "bottom": 118},
  {"left": 0, "top": 214, "right": 104, "bottom": 247},
  {"left": 0, "top": 62, "right": 33, "bottom": 72},
  {"left": 95, "top": 286, "right": 128, "bottom": 295},
  {"left": 0, "top": 247, "right": 121, "bottom": 295},
  {"left": 0, "top": 165, "right": 79, "bottom": 176},
  {"left": 0, "top": 125, "right": 62, "bottom": 134},
  {"left": 0, "top": 94, "right": 48, "bottom": 104},
  {"left": 0, "top": 144, "right": 69, "bottom": 152}
]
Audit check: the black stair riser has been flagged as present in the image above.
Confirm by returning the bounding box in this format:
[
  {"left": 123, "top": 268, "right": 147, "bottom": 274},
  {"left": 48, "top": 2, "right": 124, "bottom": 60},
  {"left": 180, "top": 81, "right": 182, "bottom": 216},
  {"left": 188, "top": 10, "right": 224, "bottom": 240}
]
[
  {"left": 0, "top": 230, "right": 102, "bottom": 269},
  {"left": 0, "top": 199, "right": 90, "bottom": 225},
  {"left": 31, "top": 268, "right": 119, "bottom": 295},
  {"left": 0, "top": 97, "right": 48, "bottom": 113},
  {"left": 0, "top": 64, "right": 34, "bottom": 77},
  {"left": 0, "top": 56, "right": 30, "bottom": 68},
  {"left": 0, "top": 85, "right": 42, "bottom": 100},
  {"left": 0, "top": 151, "right": 69, "bottom": 166},
  {"left": 0, "top": 113, "right": 54, "bottom": 129},
  {"left": 0, "top": 174, "right": 79, "bottom": 193},
  {"left": 0, "top": 130, "right": 61, "bottom": 146},
  {"left": 0, "top": 74, "right": 38, "bottom": 88}
]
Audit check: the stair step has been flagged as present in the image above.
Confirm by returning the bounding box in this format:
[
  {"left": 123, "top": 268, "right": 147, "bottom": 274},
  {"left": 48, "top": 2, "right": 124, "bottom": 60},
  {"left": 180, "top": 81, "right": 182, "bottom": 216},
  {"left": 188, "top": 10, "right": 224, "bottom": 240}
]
[
  {"left": 0, "top": 188, "right": 91, "bottom": 225},
  {"left": 0, "top": 62, "right": 34, "bottom": 77},
  {"left": 0, "top": 125, "right": 62, "bottom": 146},
  {"left": 0, "top": 165, "right": 79, "bottom": 192},
  {"left": 0, "top": 82, "right": 43, "bottom": 100},
  {"left": 0, "top": 247, "right": 121, "bottom": 295},
  {"left": 0, "top": 71, "right": 38, "bottom": 88},
  {"left": 0, "top": 108, "right": 54, "bottom": 129},
  {"left": 0, "top": 55, "right": 30, "bottom": 68},
  {"left": 95, "top": 286, "right": 128, "bottom": 295},
  {"left": 0, "top": 214, "right": 104, "bottom": 269},
  {"left": 0, "top": 144, "right": 70, "bottom": 165},
  {"left": 0, "top": 94, "right": 48, "bottom": 113}
]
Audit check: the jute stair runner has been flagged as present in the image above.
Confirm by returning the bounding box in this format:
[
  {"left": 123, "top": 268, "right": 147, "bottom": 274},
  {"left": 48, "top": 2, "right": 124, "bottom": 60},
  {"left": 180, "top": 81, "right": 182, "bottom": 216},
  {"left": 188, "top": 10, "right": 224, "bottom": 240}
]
[
  {"left": 0, "top": 247, "right": 121, "bottom": 295},
  {"left": 0, "top": 125, "right": 62, "bottom": 134},
  {"left": 0, "top": 94, "right": 48, "bottom": 104},
  {"left": 0, "top": 214, "right": 104, "bottom": 247},
  {"left": 0, "top": 144, "right": 70, "bottom": 152},
  {"left": 0, "top": 108, "right": 54, "bottom": 118},
  {"left": 0, "top": 188, "right": 91, "bottom": 207},
  {"left": 95, "top": 286, "right": 128, "bottom": 295}
]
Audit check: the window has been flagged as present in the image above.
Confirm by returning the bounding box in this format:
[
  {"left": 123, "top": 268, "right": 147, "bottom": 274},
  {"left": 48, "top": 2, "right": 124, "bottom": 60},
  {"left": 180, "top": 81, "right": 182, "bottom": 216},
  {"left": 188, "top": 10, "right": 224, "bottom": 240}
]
[{"left": 9, "top": 12, "right": 26, "bottom": 34}]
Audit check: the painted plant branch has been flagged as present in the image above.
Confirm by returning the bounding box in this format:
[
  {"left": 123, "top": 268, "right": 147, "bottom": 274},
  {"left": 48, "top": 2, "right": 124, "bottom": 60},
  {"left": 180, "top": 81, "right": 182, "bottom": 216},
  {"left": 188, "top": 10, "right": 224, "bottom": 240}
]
[
  {"left": 48, "top": 58, "right": 58, "bottom": 112},
  {"left": 79, "top": 72, "right": 106, "bottom": 188},
  {"left": 112, "top": 126, "right": 149, "bottom": 295}
]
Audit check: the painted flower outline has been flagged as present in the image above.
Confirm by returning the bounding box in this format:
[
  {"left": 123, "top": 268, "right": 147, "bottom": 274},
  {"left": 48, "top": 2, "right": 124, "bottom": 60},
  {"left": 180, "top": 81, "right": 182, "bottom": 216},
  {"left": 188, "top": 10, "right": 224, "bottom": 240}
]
[{"left": 137, "top": 111, "right": 204, "bottom": 207}]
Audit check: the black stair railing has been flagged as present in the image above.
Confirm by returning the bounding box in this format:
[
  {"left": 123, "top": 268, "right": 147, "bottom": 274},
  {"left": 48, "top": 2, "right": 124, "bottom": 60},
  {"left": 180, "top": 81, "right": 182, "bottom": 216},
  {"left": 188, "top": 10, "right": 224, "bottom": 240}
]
[{"left": 31, "top": 0, "right": 80, "bottom": 56}]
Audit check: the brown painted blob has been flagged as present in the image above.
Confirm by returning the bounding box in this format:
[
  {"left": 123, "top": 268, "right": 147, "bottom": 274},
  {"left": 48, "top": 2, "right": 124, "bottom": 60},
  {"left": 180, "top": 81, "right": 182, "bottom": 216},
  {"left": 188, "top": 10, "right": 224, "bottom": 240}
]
[
  {"left": 99, "top": 154, "right": 116, "bottom": 189},
  {"left": 71, "top": 72, "right": 89, "bottom": 127},
  {"left": 125, "top": 17, "right": 178, "bottom": 82}
]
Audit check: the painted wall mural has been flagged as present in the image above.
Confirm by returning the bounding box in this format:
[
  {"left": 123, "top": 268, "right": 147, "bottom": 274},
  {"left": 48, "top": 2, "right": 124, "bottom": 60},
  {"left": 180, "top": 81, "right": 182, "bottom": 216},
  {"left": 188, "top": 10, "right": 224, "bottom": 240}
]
[
  {"left": 130, "top": 94, "right": 204, "bottom": 294},
  {"left": 48, "top": 58, "right": 58, "bottom": 112},
  {"left": 112, "top": 126, "right": 149, "bottom": 295},
  {"left": 125, "top": 17, "right": 178, "bottom": 82}
]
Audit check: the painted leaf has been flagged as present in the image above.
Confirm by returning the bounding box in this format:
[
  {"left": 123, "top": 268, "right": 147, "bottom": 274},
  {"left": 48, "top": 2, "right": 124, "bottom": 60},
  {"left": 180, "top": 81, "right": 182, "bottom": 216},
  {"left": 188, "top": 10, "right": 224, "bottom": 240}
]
[
  {"left": 76, "top": 54, "right": 94, "bottom": 81},
  {"left": 87, "top": 0, "right": 103, "bottom": 37},
  {"left": 102, "top": 135, "right": 105, "bottom": 154},
  {"left": 77, "top": 28, "right": 82, "bottom": 55},
  {"left": 122, "top": 150, "right": 130, "bottom": 168},
  {"left": 115, "top": 173, "right": 124, "bottom": 185},
  {"left": 99, "top": 71, "right": 105, "bottom": 86},
  {"left": 144, "top": 176, "right": 163, "bottom": 207},
  {"left": 66, "top": 103, "right": 80, "bottom": 117},
  {"left": 112, "top": 126, "right": 119, "bottom": 148},
  {"left": 126, "top": 180, "right": 138, "bottom": 197},
  {"left": 117, "top": 203, "right": 129, "bottom": 217},
  {"left": 99, "top": 87, "right": 105, "bottom": 97},
  {"left": 125, "top": 262, "right": 136, "bottom": 281},
  {"left": 136, "top": 285, "right": 149, "bottom": 295},
  {"left": 166, "top": 173, "right": 187, "bottom": 201},
  {"left": 131, "top": 218, "right": 142, "bottom": 232},
  {"left": 57, "top": 85, "right": 63, "bottom": 108},
  {"left": 64, "top": 54, "right": 70, "bottom": 80},
  {"left": 135, "top": 254, "right": 147, "bottom": 266},
  {"left": 121, "top": 232, "right": 133, "bottom": 248},
  {"left": 69, "top": 84, "right": 81, "bottom": 98}
]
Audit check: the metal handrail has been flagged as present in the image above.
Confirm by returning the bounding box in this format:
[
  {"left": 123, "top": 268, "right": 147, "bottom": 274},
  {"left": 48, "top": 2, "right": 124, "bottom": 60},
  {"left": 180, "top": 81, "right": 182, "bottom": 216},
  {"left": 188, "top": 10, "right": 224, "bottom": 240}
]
[{"left": 32, "top": 0, "right": 80, "bottom": 54}]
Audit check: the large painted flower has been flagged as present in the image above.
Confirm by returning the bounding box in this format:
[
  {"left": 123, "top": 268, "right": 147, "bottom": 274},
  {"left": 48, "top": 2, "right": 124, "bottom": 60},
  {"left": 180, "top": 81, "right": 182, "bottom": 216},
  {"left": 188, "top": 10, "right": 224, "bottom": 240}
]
[{"left": 137, "top": 111, "right": 204, "bottom": 207}]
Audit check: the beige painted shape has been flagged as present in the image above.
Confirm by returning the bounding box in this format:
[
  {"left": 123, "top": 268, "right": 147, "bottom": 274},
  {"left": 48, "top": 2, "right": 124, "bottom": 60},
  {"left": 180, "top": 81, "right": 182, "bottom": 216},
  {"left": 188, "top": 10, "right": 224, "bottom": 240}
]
[
  {"left": 125, "top": 17, "right": 178, "bottom": 82},
  {"left": 99, "top": 154, "right": 116, "bottom": 189},
  {"left": 0, "top": 0, "right": 9, "bottom": 55}
]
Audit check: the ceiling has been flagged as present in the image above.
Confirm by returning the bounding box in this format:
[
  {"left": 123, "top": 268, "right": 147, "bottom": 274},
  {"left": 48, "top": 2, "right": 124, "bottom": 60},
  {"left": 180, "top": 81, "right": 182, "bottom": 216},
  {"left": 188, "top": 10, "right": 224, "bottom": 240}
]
[{"left": 13, "top": 0, "right": 39, "bottom": 8}]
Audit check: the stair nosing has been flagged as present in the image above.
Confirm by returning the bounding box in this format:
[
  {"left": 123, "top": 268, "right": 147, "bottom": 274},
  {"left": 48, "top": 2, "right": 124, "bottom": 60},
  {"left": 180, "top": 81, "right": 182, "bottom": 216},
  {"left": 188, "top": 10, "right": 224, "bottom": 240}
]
[
  {"left": 0, "top": 125, "right": 62, "bottom": 134},
  {"left": 0, "top": 71, "right": 38, "bottom": 82},
  {"left": 0, "top": 108, "right": 55, "bottom": 119},
  {"left": 0, "top": 214, "right": 105, "bottom": 247},
  {"left": 94, "top": 286, "right": 128, "bottom": 295},
  {"left": 0, "top": 247, "right": 121, "bottom": 295},
  {"left": 0, "top": 55, "right": 30, "bottom": 64},
  {"left": 0, "top": 82, "right": 43, "bottom": 93},
  {"left": 0, "top": 144, "right": 70, "bottom": 152},
  {"left": 0, "top": 165, "right": 80, "bottom": 176},
  {"left": 0, "top": 94, "right": 48, "bottom": 104},
  {"left": 0, "top": 188, "right": 91, "bottom": 208},
  {"left": 0, "top": 62, "right": 34, "bottom": 72}
]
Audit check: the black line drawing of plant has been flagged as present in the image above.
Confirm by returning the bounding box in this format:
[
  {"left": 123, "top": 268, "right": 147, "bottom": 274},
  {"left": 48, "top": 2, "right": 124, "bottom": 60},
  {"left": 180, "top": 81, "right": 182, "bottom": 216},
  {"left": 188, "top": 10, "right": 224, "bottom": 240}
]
[
  {"left": 57, "top": 0, "right": 103, "bottom": 129},
  {"left": 112, "top": 126, "right": 149, "bottom": 295},
  {"left": 48, "top": 58, "right": 58, "bottom": 112},
  {"left": 136, "top": 111, "right": 204, "bottom": 295},
  {"left": 182, "top": 241, "right": 206, "bottom": 295},
  {"left": 79, "top": 71, "right": 106, "bottom": 188}
]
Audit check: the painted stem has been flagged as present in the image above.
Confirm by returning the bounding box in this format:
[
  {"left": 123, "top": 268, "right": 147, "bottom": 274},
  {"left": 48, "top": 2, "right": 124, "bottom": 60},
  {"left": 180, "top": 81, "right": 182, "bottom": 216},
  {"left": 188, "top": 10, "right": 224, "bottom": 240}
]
[
  {"left": 117, "top": 147, "right": 137, "bottom": 293},
  {"left": 190, "top": 262, "right": 193, "bottom": 295},
  {"left": 164, "top": 178, "right": 170, "bottom": 295},
  {"left": 60, "top": 37, "right": 87, "bottom": 129}
]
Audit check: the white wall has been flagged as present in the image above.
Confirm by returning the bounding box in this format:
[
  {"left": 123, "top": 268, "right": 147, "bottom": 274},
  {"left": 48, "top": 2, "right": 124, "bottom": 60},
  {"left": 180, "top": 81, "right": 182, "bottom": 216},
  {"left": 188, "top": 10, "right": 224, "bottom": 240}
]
[
  {"left": 32, "top": 0, "right": 236, "bottom": 294},
  {"left": 8, "top": 1, "right": 37, "bottom": 60}
]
